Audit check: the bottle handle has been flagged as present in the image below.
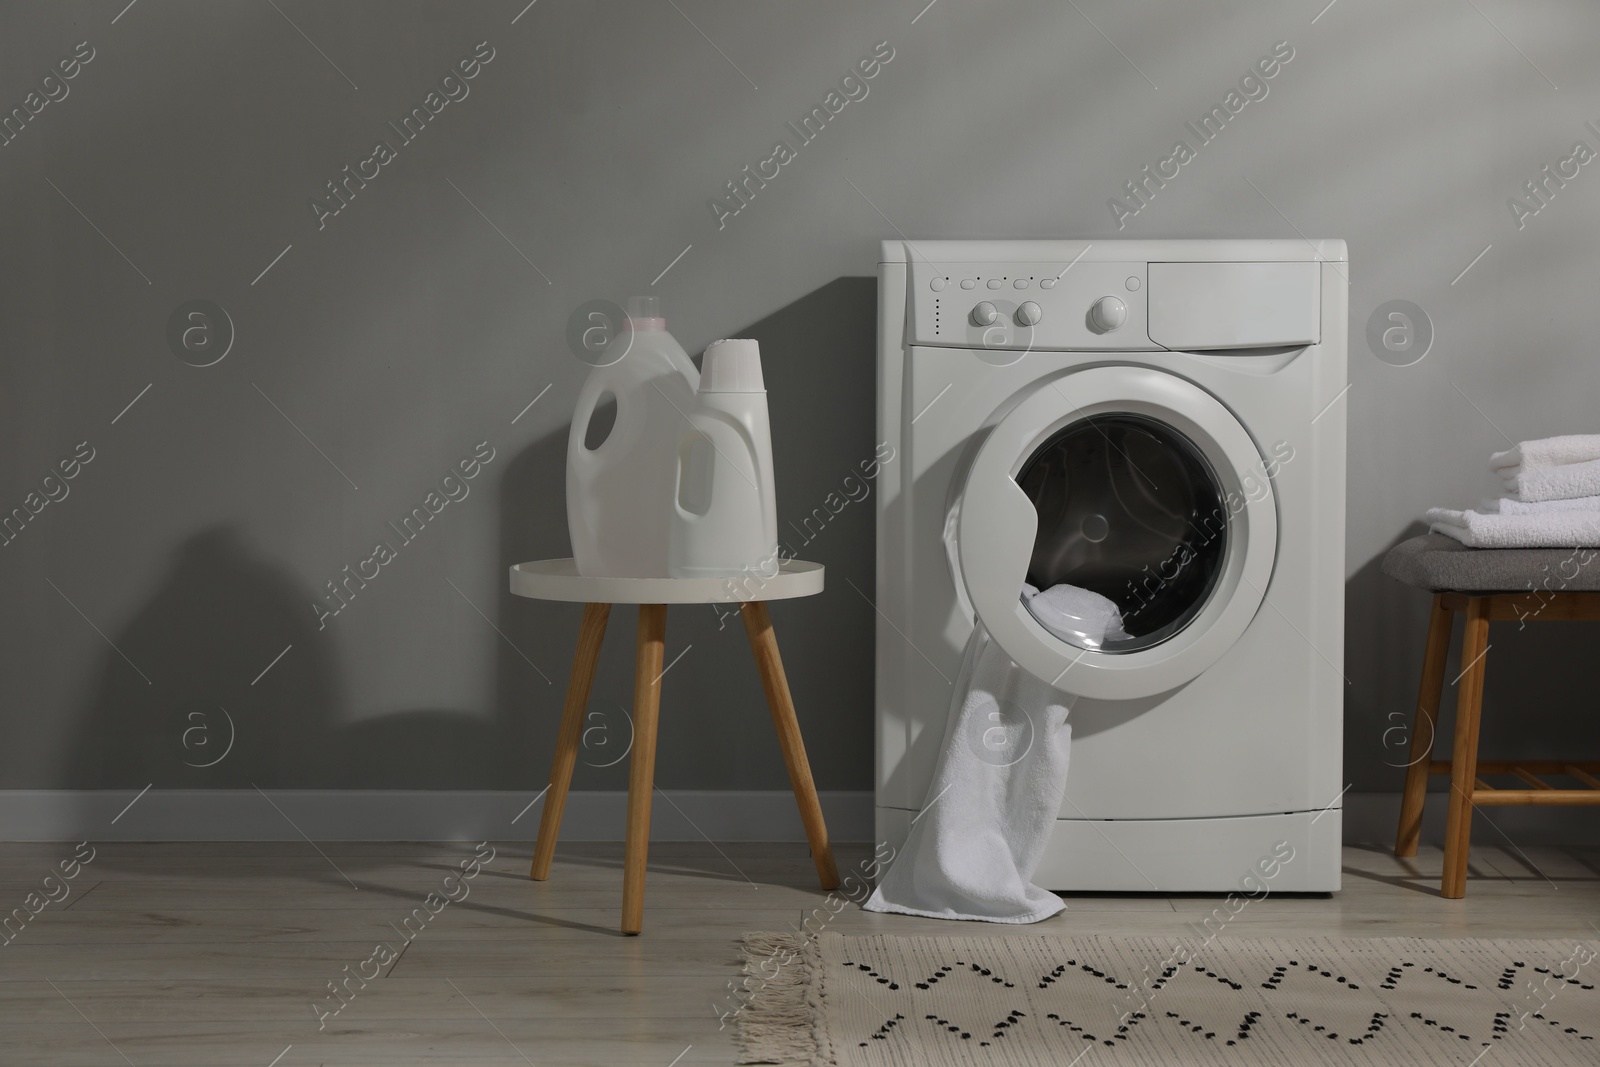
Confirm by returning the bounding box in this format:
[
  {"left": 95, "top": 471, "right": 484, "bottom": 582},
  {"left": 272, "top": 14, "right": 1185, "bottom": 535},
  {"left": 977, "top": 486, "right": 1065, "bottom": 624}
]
[
  {"left": 673, "top": 415, "right": 760, "bottom": 521},
  {"left": 568, "top": 379, "right": 620, "bottom": 472},
  {"left": 673, "top": 438, "right": 691, "bottom": 520},
  {"left": 673, "top": 432, "right": 708, "bottom": 521}
]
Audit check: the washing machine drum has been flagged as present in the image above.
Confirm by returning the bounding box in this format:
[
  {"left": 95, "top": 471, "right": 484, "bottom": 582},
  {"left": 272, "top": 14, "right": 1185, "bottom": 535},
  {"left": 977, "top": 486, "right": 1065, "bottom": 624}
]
[{"left": 955, "top": 366, "right": 1278, "bottom": 700}]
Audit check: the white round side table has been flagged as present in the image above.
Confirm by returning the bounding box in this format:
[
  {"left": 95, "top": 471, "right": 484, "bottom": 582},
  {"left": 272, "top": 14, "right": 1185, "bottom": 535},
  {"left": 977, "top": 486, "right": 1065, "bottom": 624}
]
[{"left": 508, "top": 558, "right": 838, "bottom": 934}]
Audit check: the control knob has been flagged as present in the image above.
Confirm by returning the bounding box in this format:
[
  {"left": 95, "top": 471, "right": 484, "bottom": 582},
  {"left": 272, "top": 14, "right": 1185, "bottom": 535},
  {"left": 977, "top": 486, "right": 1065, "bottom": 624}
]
[
  {"left": 971, "top": 301, "right": 999, "bottom": 326},
  {"left": 1090, "top": 296, "right": 1127, "bottom": 332}
]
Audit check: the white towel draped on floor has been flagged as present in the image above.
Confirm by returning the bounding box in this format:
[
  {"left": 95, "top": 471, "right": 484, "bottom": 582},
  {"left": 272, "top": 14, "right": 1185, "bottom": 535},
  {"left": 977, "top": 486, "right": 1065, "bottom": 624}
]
[
  {"left": 1427, "top": 507, "right": 1600, "bottom": 548},
  {"left": 863, "top": 620, "right": 1071, "bottom": 923},
  {"left": 864, "top": 584, "right": 1127, "bottom": 924}
]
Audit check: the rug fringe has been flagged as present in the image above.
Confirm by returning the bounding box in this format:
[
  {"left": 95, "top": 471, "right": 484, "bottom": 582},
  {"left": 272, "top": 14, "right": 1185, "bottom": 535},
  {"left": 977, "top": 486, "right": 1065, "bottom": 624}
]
[{"left": 735, "top": 931, "right": 826, "bottom": 1066}]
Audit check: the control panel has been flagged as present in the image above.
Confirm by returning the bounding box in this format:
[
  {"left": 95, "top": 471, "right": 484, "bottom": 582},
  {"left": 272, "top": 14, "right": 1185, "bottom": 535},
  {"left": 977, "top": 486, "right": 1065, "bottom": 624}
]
[{"left": 909, "top": 260, "right": 1158, "bottom": 351}]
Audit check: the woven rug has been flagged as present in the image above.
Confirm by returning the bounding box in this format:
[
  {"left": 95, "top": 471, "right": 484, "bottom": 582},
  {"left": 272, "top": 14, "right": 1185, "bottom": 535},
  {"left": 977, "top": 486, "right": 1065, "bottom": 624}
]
[{"left": 735, "top": 931, "right": 1598, "bottom": 1066}]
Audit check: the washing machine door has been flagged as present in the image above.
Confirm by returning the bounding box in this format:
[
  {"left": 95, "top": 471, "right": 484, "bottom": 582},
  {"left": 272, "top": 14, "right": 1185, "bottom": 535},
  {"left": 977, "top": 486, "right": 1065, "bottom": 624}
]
[{"left": 956, "top": 365, "right": 1278, "bottom": 700}]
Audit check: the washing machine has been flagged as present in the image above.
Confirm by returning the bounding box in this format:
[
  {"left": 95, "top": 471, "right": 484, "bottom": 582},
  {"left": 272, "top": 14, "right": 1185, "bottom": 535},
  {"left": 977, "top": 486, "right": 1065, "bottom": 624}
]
[{"left": 876, "top": 239, "right": 1347, "bottom": 892}]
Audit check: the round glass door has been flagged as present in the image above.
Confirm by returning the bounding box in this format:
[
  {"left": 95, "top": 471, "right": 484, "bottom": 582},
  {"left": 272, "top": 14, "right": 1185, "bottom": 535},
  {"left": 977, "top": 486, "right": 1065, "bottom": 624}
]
[
  {"left": 955, "top": 365, "right": 1277, "bottom": 700},
  {"left": 1017, "top": 414, "right": 1226, "bottom": 653}
]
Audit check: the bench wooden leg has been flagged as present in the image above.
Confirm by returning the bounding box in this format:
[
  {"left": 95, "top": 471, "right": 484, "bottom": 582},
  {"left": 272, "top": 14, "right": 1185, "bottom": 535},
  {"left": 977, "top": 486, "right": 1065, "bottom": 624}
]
[
  {"left": 1396, "top": 594, "right": 1452, "bottom": 858},
  {"left": 741, "top": 601, "right": 840, "bottom": 890},
  {"left": 1441, "top": 596, "right": 1490, "bottom": 899},
  {"left": 622, "top": 604, "right": 667, "bottom": 934},
  {"left": 531, "top": 602, "right": 611, "bottom": 881}
]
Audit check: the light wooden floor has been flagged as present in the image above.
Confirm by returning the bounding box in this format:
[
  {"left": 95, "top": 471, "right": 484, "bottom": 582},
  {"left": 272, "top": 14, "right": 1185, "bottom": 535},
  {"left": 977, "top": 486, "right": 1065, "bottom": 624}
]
[{"left": 0, "top": 839, "right": 1595, "bottom": 1065}]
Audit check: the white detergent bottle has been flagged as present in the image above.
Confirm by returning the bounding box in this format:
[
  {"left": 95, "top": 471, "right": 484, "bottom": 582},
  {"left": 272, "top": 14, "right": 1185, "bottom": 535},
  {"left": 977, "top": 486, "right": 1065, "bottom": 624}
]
[
  {"left": 567, "top": 296, "right": 700, "bottom": 577},
  {"left": 668, "top": 338, "right": 779, "bottom": 579}
]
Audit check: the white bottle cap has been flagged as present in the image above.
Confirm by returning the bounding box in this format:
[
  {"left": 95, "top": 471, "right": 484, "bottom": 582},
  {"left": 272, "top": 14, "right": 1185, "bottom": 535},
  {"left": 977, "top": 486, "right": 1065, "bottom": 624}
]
[
  {"left": 626, "top": 294, "right": 665, "bottom": 331},
  {"left": 700, "top": 338, "right": 765, "bottom": 393}
]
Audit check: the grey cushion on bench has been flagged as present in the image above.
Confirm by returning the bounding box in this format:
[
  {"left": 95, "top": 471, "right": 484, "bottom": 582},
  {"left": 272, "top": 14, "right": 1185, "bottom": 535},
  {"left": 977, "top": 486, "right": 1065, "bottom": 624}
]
[{"left": 1382, "top": 533, "right": 1600, "bottom": 593}]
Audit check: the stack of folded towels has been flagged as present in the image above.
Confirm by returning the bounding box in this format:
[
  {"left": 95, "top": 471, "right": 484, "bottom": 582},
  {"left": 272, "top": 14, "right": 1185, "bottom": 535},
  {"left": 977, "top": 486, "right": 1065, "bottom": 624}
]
[{"left": 1428, "top": 435, "right": 1600, "bottom": 547}]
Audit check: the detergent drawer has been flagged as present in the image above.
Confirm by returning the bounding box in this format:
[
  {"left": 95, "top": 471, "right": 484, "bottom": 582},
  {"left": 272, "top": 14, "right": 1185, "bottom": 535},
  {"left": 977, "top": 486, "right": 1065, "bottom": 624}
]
[{"left": 1147, "top": 261, "right": 1320, "bottom": 350}]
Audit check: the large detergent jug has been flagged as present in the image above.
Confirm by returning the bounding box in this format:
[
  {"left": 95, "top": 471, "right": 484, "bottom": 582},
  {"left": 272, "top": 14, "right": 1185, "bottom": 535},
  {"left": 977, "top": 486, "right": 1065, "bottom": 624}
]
[
  {"left": 668, "top": 338, "right": 778, "bottom": 579},
  {"left": 566, "top": 296, "right": 699, "bottom": 578}
]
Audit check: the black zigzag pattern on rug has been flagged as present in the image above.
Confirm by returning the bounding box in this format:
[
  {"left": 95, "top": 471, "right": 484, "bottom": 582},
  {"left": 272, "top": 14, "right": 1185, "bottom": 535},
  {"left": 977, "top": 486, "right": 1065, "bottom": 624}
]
[
  {"left": 825, "top": 939, "right": 1598, "bottom": 1062},
  {"left": 723, "top": 934, "right": 1600, "bottom": 1067}
]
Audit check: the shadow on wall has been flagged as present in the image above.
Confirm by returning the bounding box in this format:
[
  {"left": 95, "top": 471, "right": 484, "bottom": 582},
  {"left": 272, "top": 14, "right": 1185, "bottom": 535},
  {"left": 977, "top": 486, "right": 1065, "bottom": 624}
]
[
  {"left": 494, "top": 277, "right": 880, "bottom": 795},
  {"left": 65, "top": 277, "right": 880, "bottom": 793},
  {"left": 62, "top": 522, "right": 530, "bottom": 790},
  {"left": 65, "top": 526, "right": 340, "bottom": 788},
  {"left": 1344, "top": 523, "right": 1600, "bottom": 798}
]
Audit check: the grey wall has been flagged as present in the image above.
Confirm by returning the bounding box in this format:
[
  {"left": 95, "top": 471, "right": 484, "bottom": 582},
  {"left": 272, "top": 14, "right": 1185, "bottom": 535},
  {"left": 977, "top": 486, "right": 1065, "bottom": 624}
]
[{"left": 3, "top": 0, "right": 1599, "bottom": 801}]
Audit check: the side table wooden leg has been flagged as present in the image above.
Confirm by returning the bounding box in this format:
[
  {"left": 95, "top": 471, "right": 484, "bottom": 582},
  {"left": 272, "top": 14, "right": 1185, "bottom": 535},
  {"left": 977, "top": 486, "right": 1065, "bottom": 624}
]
[
  {"left": 741, "top": 601, "right": 840, "bottom": 890},
  {"left": 1441, "top": 596, "right": 1490, "bottom": 899},
  {"left": 1396, "top": 594, "right": 1451, "bottom": 858},
  {"left": 622, "top": 604, "right": 667, "bottom": 935},
  {"left": 531, "top": 602, "right": 611, "bottom": 881}
]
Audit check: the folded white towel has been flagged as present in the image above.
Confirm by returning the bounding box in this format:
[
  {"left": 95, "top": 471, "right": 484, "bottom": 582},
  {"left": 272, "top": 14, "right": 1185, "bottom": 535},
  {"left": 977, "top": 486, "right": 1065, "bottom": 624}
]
[
  {"left": 1428, "top": 507, "right": 1600, "bottom": 548},
  {"left": 1478, "top": 494, "right": 1600, "bottom": 515},
  {"left": 1491, "top": 435, "right": 1600, "bottom": 474},
  {"left": 1502, "top": 458, "right": 1600, "bottom": 503}
]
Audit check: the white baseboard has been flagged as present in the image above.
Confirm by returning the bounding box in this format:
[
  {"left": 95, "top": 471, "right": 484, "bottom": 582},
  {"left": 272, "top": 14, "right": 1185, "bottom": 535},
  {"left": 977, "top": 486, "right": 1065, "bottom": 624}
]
[{"left": 2, "top": 790, "right": 1595, "bottom": 845}]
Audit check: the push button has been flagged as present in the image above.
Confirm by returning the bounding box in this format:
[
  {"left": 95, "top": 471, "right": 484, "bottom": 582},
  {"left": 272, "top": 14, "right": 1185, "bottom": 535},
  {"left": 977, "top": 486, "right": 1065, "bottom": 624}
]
[
  {"left": 1013, "top": 278, "right": 1028, "bottom": 289},
  {"left": 930, "top": 276, "right": 947, "bottom": 292},
  {"left": 960, "top": 278, "right": 977, "bottom": 290},
  {"left": 986, "top": 278, "right": 1003, "bottom": 290},
  {"left": 1039, "top": 278, "right": 1058, "bottom": 290}
]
